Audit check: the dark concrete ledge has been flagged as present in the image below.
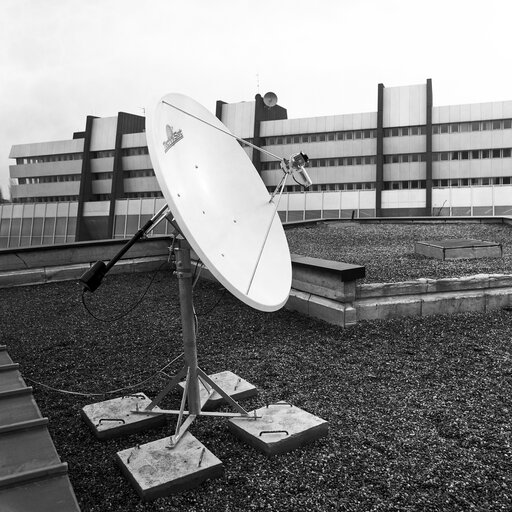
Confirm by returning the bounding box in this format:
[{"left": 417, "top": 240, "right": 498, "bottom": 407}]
[
  {"left": 0, "top": 236, "right": 173, "bottom": 272},
  {"left": 283, "top": 215, "right": 512, "bottom": 229}
]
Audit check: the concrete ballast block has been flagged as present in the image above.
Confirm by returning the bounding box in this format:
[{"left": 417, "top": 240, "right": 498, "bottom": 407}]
[{"left": 117, "top": 432, "right": 223, "bottom": 500}]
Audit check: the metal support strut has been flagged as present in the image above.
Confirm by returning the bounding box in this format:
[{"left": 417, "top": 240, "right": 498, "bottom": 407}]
[{"left": 134, "top": 238, "right": 255, "bottom": 447}]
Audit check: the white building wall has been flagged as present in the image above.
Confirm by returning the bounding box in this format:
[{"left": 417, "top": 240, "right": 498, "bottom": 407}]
[
  {"left": 90, "top": 117, "right": 117, "bottom": 151},
  {"left": 122, "top": 132, "right": 147, "bottom": 148},
  {"left": 9, "top": 138, "right": 84, "bottom": 159},
  {"left": 383, "top": 84, "right": 426, "bottom": 127},
  {"left": 382, "top": 189, "right": 426, "bottom": 209},
  {"left": 10, "top": 160, "right": 82, "bottom": 178},
  {"left": 383, "top": 135, "right": 426, "bottom": 154},
  {"left": 11, "top": 182, "right": 81, "bottom": 199},
  {"left": 384, "top": 163, "right": 426, "bottom": 181},
  {"left": 433, "top": 101, "right": 512, "bottom": 123},
  {"left": 221, "top": 101, "right": 255, "bottom": 139},
  {"left": 260, "top": 111, "right": 377, "bottom": 136}
]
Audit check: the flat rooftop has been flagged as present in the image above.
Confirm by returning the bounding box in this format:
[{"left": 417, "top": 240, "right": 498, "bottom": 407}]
[
  {"left": 286, "top": 220, "right": 512, "bottom": 282},
  {"left": 3, "top": 264, "right": 512, "bottom": 510}
]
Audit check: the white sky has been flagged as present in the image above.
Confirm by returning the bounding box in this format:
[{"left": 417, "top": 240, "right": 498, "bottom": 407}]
[{"left": 1, "top": 0, "right": 512, "bottom": 199}]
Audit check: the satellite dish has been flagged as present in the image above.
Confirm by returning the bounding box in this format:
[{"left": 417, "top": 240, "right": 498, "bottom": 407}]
[
  {"left": 146, "top": 93, "right": 292, "bottom": 312},
  {"left": 263, "top": 91, "right": 278, "bottom": 108}
]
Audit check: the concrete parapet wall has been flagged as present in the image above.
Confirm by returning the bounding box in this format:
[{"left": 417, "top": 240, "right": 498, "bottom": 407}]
[
  {"left": 357, "top": 274, "right": 512, "bottom": 299},
  {"left": 3, "top": 238, "right": 512, "bottom": 327},
  {"left": 354, "top": 274, "right": 512, "bottom": 323},
  {"left": 286, "top": 289, "right": 356, "bottom": 328},
  {"left": 0, "top": 237, "right": 172, "bottom": 272},
  {"left": 0, "top": 257, "right": 168, "bottom": 288}
]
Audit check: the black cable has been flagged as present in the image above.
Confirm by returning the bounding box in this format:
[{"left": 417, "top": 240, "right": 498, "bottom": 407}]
[
  {"left": 196, "top": 288, "right": 227, "bottom": 317},
  {"left": 292, "top": 175, "right": 310, "bottom": 189},
  {"left": 24, "top": 352, "right": 184, "bottom": 398},
  {"left": 81, "top": 259, "right": 169, "bottom": 322}
]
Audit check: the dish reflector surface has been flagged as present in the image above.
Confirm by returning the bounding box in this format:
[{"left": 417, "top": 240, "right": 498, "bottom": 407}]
[{"left": 146, "top": 93, "right": 291, "bottom": 312}]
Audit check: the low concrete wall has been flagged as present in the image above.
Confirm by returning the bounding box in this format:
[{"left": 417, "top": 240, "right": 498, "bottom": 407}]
[
  {"left": 354, "top": 274, "right": 512, "bottom": 322},
  {"left": 3, "top": 238, "right": 512, "bottom": 327},
  {"left": 0, "top": 237, "right": 172, "bottom": 272},
  {"left": 0, "top": 239, "right": 364, "bottom": 328}
]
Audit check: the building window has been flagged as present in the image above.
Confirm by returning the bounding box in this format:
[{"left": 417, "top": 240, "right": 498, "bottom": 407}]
[
  {"left": 441, "top": 124, "right": 449, "bottom": 134},
  {"left": 471, "top": 122, "right": 480, "bottom": 132},
  {"left": 451, "top": 123, "right": 459, "bottom": 133},
  {"left": 471, "top": 150, "right": 480, "bottom": 159},
  {"left": 492, "top": 149, "right": 501, "bottom": 158},
  {"left": 481, "top": 149, "right": 490, "bottom": 158}
]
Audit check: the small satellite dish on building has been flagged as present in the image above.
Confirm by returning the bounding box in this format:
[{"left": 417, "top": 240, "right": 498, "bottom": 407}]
[{"left": 263, "top": 91, "right": 278, "bottom": 108}]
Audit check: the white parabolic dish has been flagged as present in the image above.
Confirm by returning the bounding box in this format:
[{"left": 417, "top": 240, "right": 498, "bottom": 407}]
[{"left": 146, "top": 93, "right": 292, "bottom": 312}]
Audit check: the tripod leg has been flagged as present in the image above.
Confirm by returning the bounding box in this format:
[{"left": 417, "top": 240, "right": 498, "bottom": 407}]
[
  {"left": 145, "top": 365, "right": 188, "bottom": 411},
  {"left": 197, "top": 368, "right": 250, "bottom": 415}
]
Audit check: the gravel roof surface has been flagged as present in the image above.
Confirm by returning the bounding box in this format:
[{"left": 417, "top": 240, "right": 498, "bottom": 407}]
[
  {"left": 286, "top": 221, "right": 512, "bottom": 283},
  {"left": 2, "top": 272, "right": 512, "bottom": 511}
]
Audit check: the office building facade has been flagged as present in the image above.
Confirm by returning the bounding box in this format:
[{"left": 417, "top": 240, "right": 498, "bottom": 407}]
[{"left": 3, "top": 79, "right": 512, "bottom": 248}]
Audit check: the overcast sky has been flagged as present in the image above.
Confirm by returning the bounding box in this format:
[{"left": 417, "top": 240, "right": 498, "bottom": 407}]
[{"left": 1, "top": 0, "right": 512, "bottom": 199}]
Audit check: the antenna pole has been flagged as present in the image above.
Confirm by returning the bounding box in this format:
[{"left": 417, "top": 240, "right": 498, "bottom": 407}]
[{"left": 174, "top": 239, "right": 201, "bottom": 416}]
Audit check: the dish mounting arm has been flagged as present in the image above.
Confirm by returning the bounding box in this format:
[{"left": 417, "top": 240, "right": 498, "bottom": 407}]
[{"left": 79, "top": 204, "right": 170, "bottom": 292}]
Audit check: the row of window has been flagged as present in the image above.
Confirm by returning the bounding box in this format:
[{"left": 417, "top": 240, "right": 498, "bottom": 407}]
[
  {"left": 16, "top": 153, "right": 82, "bottom": 165},
  {"left": 17, "top": 175, "right": 81, "bottom": 184},
  {"left": 434, "top": 177, "right": 512, "bottom": 187},
  {"left": 433, "top": 148, "right": 512, "bottom": 161},
  {"left": 383, "top": 126, "right": 427, "bottom": 137},
  {"left": 268, "top": 182, "right": 376, "bottom": 193},
  {"left": 384, "top": 153, "right": 427, "bottom": 164},
  {"left": 262, "top": 156, "right": 378, "bottom": 171},
  {"left": 383, "top": 180, "right": 426, "bottom": 190},
  {"left": 92, "top": 172, "right": 113, "bottom": 180},
  {"left": 264, "top": 129, "right": 378, "bottom": 146},
  {"left": 122, "top": 147, "right": 149, "bottom": 157},
  {"left": 124, "top": 191, "right": 163, "bottom": 199},
  {"left": 433, "top": 119, "right": 512, "bottom": 134},
  {"left": 263, "top": 147, "right": 512, "bottom": 169},
  {"left": 262, "top": 118, "right": 512, "bottom": 147},
  {"left": 91, "top": 150, "right": 115, "bottom": 159},
  {"left": 125, "top": 169, "right": 155, "bottom": 178},
  {"left": 13, "top": 195, "right": 79, "bottom": 203}
]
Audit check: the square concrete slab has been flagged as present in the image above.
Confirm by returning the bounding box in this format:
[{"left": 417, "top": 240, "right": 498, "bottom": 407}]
[
  {"left": 81, "top": 393, "right": 166, "bottom": 439},
  {"left": 116, "top": 431, "right": 223, "bottom": 500},
  {"left": 415, "top": 239, "right": 502, "bottom": 260},
  {"left": 178, "top": 371, "right": 257, "bottom": 410},
  {"left": 228, "top": 401, "right": 328, "bottom": 455}
]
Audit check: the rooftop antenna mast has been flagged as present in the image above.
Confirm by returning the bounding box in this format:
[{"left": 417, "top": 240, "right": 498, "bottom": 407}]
[{"left": 79, "top": 93, "right": 325, "bottom": 500}]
